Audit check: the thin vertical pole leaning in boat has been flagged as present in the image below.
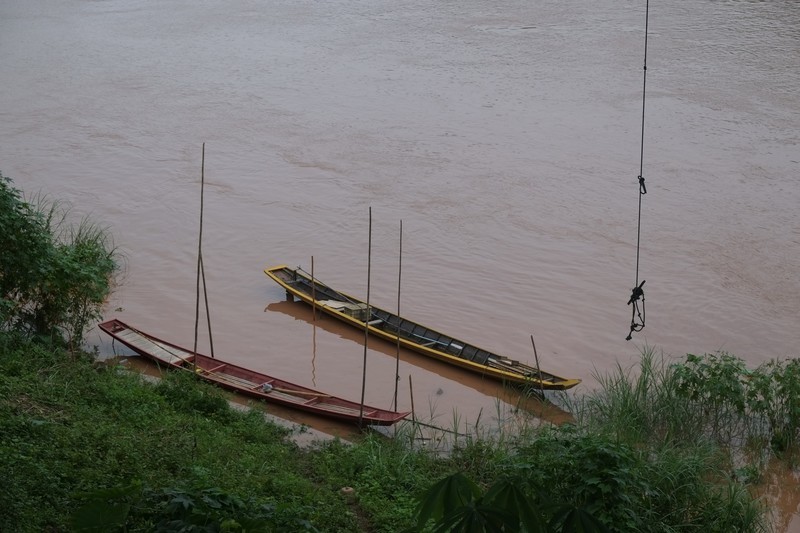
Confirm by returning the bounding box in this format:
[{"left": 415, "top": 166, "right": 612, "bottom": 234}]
[
  {"left": 200, "top": 244, "right": 214, "bottom": 358},
  {"left": 409, "top": 374, "right": 420, "bottom": 445},
  {"left": 193, "top": 143, "right": 205, "bottom": 368},
  {"left": 201, "top": 148, "right": 215, "bottom": 357},
  {"left": 358, "top": 207, "right": 373, "bottom": 426},
  {"left": 530, "top": 334, "right": 545, "bottom": 397},
  {"left": 193, "top": 143, "right": 215, "bottom": 366},
  {"left": 393, "top": 220, "right": 403, "bottom": 413},
  {"left": 311, "top": 255, "right": 317, "bottom": 386}
]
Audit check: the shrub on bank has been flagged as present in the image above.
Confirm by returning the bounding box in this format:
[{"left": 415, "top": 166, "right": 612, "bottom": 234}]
[{"left": 0, "top": 172, "right": 117, "bottom": 348}]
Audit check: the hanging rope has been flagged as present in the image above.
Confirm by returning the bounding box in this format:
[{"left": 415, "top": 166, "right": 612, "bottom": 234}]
[{"left": 627, "top": 0, "right": 650, "bottom": 341}]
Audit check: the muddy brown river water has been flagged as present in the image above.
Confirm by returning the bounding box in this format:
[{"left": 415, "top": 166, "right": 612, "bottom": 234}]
[{"left": 2, "top": 0, "right": 799, "bottom": 528}]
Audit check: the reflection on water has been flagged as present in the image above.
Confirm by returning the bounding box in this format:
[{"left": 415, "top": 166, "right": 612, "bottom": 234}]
[
  {"left": 757, "top": 458, "right": 800, "bottom": 533},
  {"left": 266, "top": 300, "right": 572, "bottom": 426},
  {"left": 311, "top": 320, "right": 317, "bottom": 388}
]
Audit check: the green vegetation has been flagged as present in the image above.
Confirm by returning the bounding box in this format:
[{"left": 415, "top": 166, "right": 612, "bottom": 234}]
[
  {"left": 1, "top": 172, "right": 117, "bottom": 348},
  {"left": 2, "top": 175, "right": 795, "bottom": 531},
  {"left": 0, "top": 335, "right": 353, "bottom": 531},
  {"left": 2, "top": 340, "right": 784, "bottom": 532}
]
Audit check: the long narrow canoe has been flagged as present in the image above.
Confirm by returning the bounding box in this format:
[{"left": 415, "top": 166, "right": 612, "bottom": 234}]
[
  {"left": 98, "top": 319, "right": 409, "bottom": 427},
  {"left": 264, "top": 265, "right": 581, "bottom": 391}
]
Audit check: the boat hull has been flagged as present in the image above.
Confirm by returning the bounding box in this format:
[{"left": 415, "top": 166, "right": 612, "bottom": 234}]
[
  {"left": 99, "top": 319, "right": 409, "bottom": 427},
  {"left": 264, "top": 265, "right": 580, "bottom": 391}
]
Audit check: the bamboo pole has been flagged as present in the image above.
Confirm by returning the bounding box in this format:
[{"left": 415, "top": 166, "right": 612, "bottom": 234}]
[
  {"left": 197, "top": 143, "right": 214, "bottom": 359},
  {"left": 193, "top": 144, "right": 205, "bottom": 368},
  {"left": 530, "top": 334, "right": 545, "bottom": 397},
  {"left": 311, "top": 256, "right": 317, "bottom": 386},
  {"left": 358, "top": 207, "right": 372, "bottom": 426},
  {"left": 393, "top": 220, "right": 403, "bottom": 412},
  {"left": 200, "top": 255, "right": 214, "bottom": 358},
  {"left": 196, "top": 143, "right": 215, "bottom": 359},
  {"left": 409, "top": 374, "right": 420, "bottom": 445}
]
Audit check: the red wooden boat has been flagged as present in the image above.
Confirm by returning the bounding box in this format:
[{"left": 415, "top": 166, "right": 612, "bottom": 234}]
[{"left": 98, "top": 319, "right": 409, "bottom": 427}]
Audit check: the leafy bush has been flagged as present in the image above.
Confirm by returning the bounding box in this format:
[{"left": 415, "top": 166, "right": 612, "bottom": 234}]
[
  {"left": 673, "top": 352, "right": 750, "bottom": 444},
  {"left": 0, "top": 175, "right": 51, "bottom": 328},
  {"left": 0, "top": 172, "right": 118, "bottom": 347},
  {"left": 673, "top": 352, "right": 800, "bottom": 459},
  {"left": 745, "top": 358, "right": 800, "bottom": 455}
]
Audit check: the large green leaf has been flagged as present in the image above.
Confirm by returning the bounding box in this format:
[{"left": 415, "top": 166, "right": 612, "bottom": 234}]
[
  {"left": 415, "top": 472, "right": 482, "bottom": 529},
  {"left": 549, "top": 504, "right": 610, "bottom": 533},
  {"left": 483, "top": 479, "right": 546, "bottom": 533}
]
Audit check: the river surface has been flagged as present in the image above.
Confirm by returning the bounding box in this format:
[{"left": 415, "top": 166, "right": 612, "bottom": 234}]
[{"left": 2, "top": 0, "right": 799, "bottom": 526}]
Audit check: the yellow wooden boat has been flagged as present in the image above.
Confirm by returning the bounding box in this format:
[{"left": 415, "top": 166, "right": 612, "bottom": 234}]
[{"left": 265, "top": 265, "right": 581, "bottom": 391}]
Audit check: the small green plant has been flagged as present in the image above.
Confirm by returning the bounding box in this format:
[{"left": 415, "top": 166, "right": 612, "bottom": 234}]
[{"left": 672, "top": 352, "right": 800, "bottom": 461}]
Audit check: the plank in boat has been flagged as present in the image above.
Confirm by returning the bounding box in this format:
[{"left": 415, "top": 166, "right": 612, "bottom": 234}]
[
  {"left": 98, "top": 318, "right": 409, "bottom": 427},
  {"left": 264, "top": 265, "right": 581, "bottom": 391}
]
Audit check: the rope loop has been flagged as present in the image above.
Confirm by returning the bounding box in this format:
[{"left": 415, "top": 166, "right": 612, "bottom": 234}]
[
  {"left": 627, "top": 280, "right": 646, "bottom": 305},
  {"left": 638, "top": 175, "right": 647, "bottom": 195},
  {"left": 626, "top": 280, "right": 646, "bottom": 341}
]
